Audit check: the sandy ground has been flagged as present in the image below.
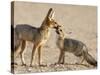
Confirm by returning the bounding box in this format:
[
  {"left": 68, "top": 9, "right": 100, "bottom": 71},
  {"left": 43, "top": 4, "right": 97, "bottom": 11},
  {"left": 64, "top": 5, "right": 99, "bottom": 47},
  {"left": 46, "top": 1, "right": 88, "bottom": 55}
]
[{"left": 12, "top": 1, "right": 97, "bottom": 74}]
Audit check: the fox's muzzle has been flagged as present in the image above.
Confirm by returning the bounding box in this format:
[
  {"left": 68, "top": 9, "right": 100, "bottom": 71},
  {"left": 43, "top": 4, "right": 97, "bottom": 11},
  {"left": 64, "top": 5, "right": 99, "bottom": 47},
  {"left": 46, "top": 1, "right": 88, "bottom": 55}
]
[{"left": 54, "top": 25, "right": 62, "bottom": 34}]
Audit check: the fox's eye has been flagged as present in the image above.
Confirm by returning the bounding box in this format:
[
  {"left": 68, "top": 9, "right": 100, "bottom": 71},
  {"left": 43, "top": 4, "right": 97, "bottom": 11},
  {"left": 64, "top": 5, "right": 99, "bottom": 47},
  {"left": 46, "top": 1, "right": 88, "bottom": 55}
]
[
  {"left": 58, "top": 25, "right": 61, "bottom": 27},
  {"left": 60, "top": 29, "right": 62, "bottom": 31}
]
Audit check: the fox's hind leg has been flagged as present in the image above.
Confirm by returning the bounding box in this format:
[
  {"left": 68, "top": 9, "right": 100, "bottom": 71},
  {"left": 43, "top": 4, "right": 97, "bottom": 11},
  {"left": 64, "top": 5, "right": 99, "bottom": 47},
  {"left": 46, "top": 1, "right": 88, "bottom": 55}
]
[
  {"left": 20, "top": 40, "right": 26, "bottom": 66},
  {"left": 80, "top": 55, "right": 85, "bottom": 64},
  {"left": 76, "top": 55, "right": 85, "bottom": 64},
  {"left": 12, "top": 39, "right": 21, "bottom": 65}
]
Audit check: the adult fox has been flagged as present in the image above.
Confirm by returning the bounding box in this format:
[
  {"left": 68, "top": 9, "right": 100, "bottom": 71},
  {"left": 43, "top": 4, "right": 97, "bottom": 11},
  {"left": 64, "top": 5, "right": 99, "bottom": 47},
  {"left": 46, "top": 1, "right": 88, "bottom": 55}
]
[{"left": 12, "top": 8, "right": 60, "bottom": 67}]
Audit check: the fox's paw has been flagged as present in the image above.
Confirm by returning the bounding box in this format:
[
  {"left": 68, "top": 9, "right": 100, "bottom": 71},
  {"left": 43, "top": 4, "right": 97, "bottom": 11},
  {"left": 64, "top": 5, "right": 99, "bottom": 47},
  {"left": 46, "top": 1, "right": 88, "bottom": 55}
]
[{"left": 21, "top": 63, "right": 27, "bottom": 66}]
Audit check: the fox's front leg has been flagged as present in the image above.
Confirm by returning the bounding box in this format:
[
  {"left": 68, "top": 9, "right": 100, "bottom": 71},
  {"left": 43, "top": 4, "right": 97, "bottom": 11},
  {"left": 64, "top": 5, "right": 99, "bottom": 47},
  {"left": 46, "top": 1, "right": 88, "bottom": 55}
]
[
  {"left": 58, "top": 49, "right": 64, "bottom": 64},
  {"left": 38, "top": 45, "right": 42, "bottom": 66},
  {"left": 30, "top": 44, "right": 38, "bottom": 67},
  {"left": 62, "top": 51, "right": 65, "bottom": 64}
]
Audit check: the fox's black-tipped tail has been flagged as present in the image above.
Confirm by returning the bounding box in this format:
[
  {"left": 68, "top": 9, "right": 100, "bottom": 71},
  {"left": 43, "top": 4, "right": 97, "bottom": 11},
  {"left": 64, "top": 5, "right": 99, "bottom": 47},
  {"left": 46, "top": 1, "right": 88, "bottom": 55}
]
[{"left": 84, "top": 51, "right": 97, "bottom": 67}]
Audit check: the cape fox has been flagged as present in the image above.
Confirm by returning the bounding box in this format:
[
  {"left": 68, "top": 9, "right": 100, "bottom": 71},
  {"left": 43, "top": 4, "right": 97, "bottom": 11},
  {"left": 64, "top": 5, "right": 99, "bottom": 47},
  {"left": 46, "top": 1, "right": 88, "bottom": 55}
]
[
  {"left": 55, "top": 26, "right": 97, "bottom": 67},
  {"left": 11, "top": 8, "right": 60, "bottom": 67}
]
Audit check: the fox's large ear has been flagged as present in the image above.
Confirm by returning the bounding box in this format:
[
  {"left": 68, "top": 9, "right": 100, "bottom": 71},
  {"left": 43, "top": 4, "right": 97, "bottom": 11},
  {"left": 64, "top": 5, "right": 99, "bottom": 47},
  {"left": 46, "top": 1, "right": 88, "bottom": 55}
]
[
  {"left": 46, "top": 8, "right": 53, "bottom": 19},
  {"left": 49, "top": 11, "right": 55, "bottom": 19}
]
